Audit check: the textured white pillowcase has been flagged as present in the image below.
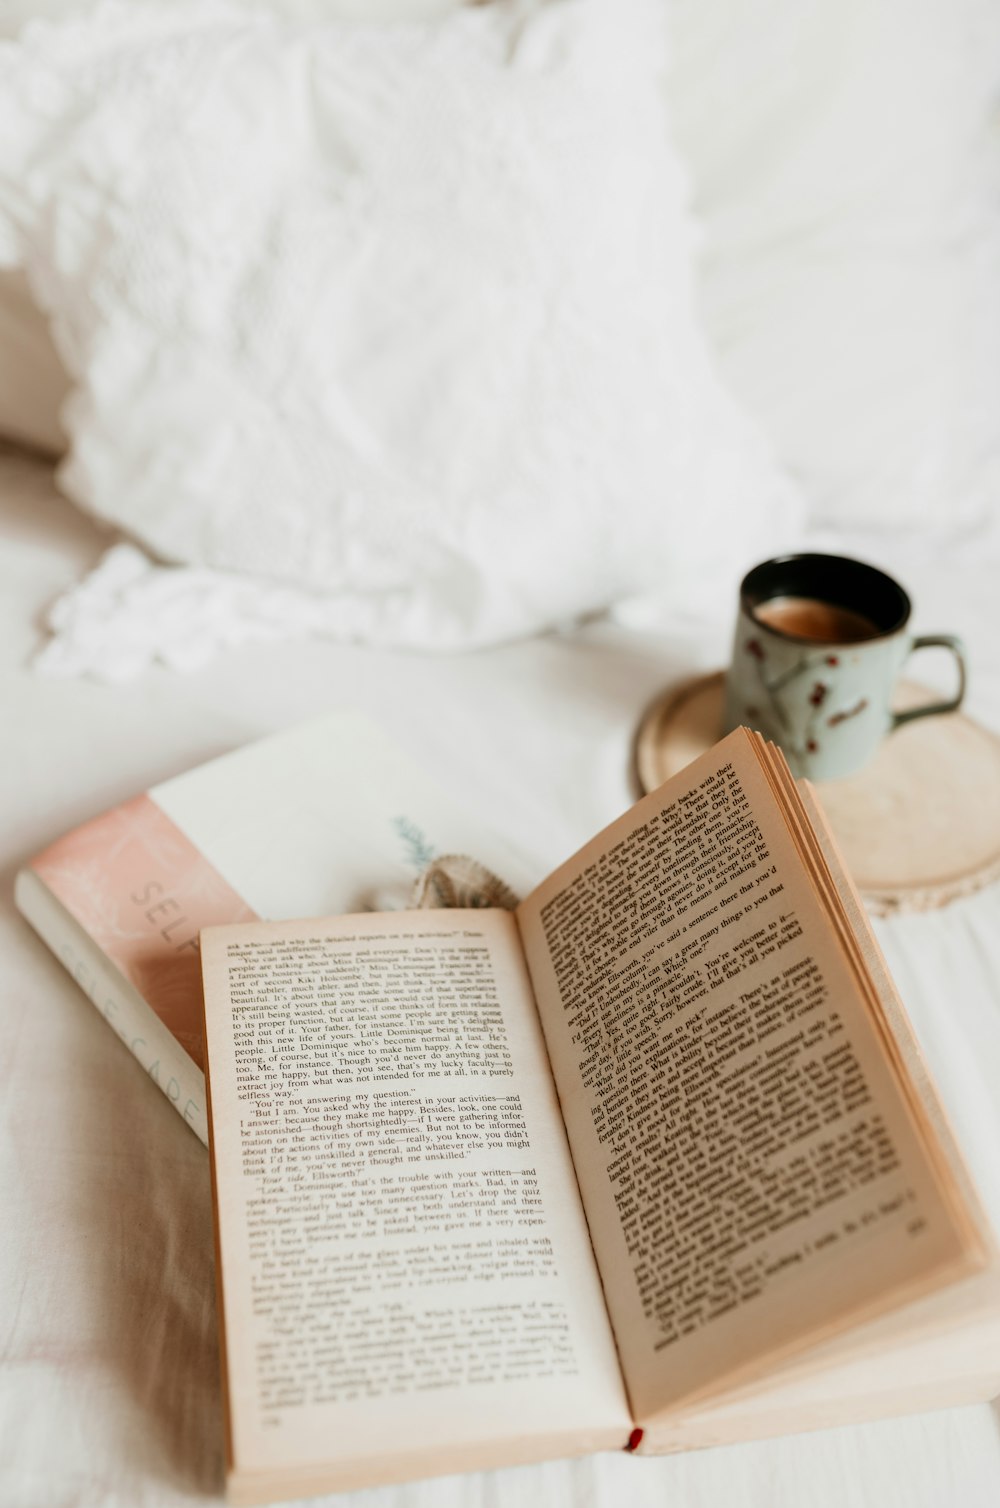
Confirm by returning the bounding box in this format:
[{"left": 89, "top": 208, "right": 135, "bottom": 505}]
[
  {"left": 0, "top": 0, "right": 797, "bottom": 651},
  {"left": 0, "top": 0, "right": 461, "bottom": 458}
]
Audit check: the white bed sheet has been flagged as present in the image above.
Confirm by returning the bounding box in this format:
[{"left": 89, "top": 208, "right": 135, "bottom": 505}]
[{"left": 2, "top": 445, "right": 1000, "bottom": 1507}]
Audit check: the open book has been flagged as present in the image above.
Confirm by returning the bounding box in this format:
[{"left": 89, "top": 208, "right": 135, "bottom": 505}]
[{"left": 200, "top": 730, "right": 1000, "bottom": 1504}]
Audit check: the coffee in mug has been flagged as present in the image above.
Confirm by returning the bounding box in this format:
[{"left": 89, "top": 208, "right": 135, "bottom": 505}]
[
  {"left": 724, "top": 554, "right": 967, "bottom": 780},
  {"left": 751, "top": 596, "right": 880, "bottom": 644}
]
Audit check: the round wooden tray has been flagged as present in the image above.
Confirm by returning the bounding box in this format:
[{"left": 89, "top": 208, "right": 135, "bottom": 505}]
[{"left": 634, "top": 672, "right": 1000, "bottom": 915}]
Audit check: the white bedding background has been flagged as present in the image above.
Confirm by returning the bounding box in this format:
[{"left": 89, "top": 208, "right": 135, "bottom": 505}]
[
  {"left": 1, "top": 0, "right": 1000, "bottom": 1504},
  {"left": 4, "top": 446, "right": 1000, "bottom": 1508}
]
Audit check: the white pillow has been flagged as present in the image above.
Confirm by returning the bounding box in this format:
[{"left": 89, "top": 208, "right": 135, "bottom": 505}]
[
  {"left": 666, "top": 0, "right": 1000, "bottom": 541},
  {"left": 0, "top": 0, "right": 453, "bottom": 454},
  {"left": 0, "top": 0, "right": 797, "bottom": 649}
]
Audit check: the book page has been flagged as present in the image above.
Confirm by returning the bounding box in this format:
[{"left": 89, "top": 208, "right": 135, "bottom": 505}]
[
  {"left": 201, "top": 909, "right": 630, "bottom": 1500},
  {"left": 516, "top": 729, "right": 982, "bottom": 1423}
]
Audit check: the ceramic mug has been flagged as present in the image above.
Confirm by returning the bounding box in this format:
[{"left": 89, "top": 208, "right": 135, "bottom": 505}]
[{"left": 723, "top": 553, "right": 967, "bottom": 780}]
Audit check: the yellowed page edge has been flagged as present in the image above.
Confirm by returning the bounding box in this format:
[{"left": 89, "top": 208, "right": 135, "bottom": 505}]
[{"left": 795, "top": 768, "right": 995, "bottom": 1260}]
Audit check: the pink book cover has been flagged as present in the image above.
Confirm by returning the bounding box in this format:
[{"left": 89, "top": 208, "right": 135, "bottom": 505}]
[{"left": 29, "top": 792, "right": 257, "bottom": 1068}]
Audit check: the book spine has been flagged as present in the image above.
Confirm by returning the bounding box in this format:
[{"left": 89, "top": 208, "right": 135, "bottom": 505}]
[{"left": 15, "top": 868, "right": 208, "bottom": 1145}]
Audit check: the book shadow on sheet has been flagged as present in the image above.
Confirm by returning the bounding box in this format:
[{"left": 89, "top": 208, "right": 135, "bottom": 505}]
[
  {"left": 95, "top": 1076, "right": 225, "bottom": 1495},
  {"left": 14, "top": 889, "right": 228, "bottom": 1498},
  {"left": 120, "top": 1152, "right": 224, "bottom": 1497}
]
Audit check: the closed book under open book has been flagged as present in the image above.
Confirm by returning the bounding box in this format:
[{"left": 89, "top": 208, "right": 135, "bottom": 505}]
[{"left": 16, "top": 714, "right": 534, "bottom": 1142}]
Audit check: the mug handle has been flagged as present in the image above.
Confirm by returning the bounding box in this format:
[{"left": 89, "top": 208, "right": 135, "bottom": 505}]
[{"left": 891, "top": 634, "right": 968, "bottom": 730}]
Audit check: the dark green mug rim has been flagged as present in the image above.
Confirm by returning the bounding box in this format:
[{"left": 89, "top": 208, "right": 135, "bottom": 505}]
[{"left": 740, "top": 553, "right": 911, "bottom": 644}]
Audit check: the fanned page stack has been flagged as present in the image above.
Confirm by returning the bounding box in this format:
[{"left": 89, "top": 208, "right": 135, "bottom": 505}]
[{"left": 201, "top": 730, "right": 1000, "bottom": 1503}]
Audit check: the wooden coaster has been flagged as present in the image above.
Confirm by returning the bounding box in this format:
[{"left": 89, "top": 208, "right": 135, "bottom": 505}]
[{"left": 634, "top": 672, "right": 1000, "bottom": 915}]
